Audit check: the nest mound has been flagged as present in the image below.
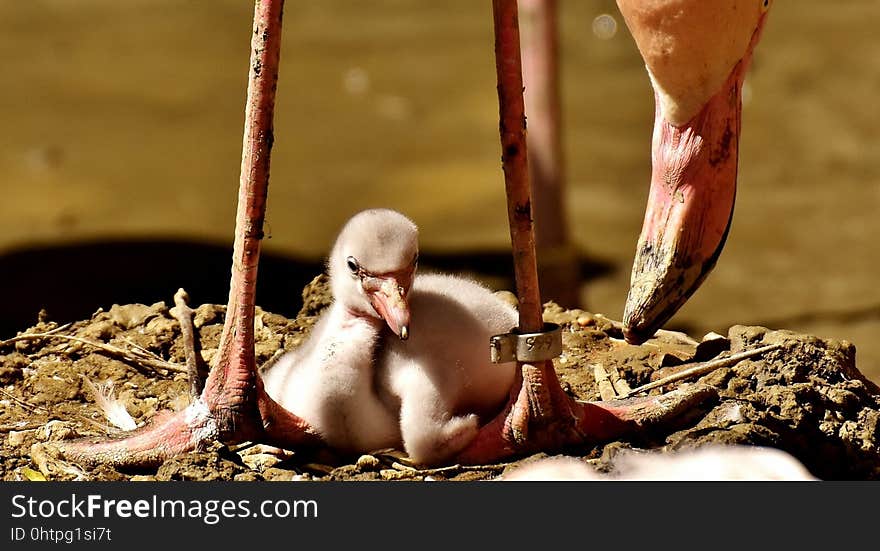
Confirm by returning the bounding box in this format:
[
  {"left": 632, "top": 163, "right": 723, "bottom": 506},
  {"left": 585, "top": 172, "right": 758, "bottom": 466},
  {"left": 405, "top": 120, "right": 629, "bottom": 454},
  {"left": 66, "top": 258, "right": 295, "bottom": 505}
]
[{"left": 2, "top": 275, "right": 878, "bottom": 481}]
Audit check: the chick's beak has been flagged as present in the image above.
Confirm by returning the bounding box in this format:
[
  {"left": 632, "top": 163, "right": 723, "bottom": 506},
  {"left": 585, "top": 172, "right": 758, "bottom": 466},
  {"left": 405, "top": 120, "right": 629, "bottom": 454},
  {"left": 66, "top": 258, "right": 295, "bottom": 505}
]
[{"left": 366, "top": 275, "right": 412, "bottom": 340}]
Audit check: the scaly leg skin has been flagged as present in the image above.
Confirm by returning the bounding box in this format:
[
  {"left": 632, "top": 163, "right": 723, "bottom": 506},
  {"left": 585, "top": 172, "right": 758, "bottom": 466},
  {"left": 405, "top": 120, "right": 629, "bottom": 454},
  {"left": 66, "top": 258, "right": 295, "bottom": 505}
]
[
  {"left": 455, "top": 359, "right": 716, "bottom": 465},
  {"left": 32, "top": 0, "right": 324, "bottom": 471}
]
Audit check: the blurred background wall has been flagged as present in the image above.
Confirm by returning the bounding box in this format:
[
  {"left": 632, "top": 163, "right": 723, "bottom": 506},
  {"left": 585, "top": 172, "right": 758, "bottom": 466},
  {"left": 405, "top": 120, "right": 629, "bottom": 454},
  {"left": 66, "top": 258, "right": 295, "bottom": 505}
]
[{"left": 1, "top": 0, "right": 878, "bottom": 381}]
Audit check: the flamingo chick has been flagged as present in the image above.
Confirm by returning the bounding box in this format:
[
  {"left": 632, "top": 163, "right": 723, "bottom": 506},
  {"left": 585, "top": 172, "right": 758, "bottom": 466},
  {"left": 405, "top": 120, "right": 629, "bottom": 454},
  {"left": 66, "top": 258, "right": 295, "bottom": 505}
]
[
  {"left": 262, "top": 209, "right": 517, "bottom": 465},
  {"left": 502, "top": 445, "right": 816, "bottom": 481},
  {"left": 617, "top": 0, "right": 773, "bottom": 343}
]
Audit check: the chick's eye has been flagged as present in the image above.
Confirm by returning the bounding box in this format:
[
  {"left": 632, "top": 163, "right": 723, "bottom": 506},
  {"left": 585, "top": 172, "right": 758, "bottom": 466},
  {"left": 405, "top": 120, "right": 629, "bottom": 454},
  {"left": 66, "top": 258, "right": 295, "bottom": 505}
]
[{"left": 346, "top": 256, "right": 359, "bottom": 274}]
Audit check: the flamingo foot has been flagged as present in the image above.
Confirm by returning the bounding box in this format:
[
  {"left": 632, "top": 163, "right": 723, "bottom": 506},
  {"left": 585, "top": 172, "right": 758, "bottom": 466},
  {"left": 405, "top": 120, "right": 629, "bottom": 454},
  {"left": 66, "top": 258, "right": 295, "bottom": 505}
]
[
  {"left": 455, "top": 359, "right": 716, "bottom": 465},
  {"left": 35, "top": 401, "right": 219, "bottom": 469},
  {"left": 39, "top": 370, "right": 324, "bottom": 471},
  {"left": 38, "top": 289, "right": 324, "bottom": 471}
]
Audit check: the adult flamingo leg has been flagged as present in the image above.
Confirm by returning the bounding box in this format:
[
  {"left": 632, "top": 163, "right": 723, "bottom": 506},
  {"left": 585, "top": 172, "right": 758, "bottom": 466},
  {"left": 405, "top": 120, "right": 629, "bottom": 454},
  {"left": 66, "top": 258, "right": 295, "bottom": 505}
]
[
  {"left": 455, "top": 0, "right": 714, "bottom": 465},
  {"left": 41, "top": 0, "right": 323, "bottom": 469}
]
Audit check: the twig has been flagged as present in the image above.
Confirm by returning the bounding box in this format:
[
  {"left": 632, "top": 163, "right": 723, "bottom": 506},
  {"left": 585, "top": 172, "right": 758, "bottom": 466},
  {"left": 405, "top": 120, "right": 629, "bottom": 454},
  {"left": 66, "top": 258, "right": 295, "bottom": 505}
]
[
  {"left": 120, "top": 338, "right": 183, "bottom": 368},
  {"left": 0, "top": 332, "right": 185, "bottom": 375},
  {"left": 0, "top": 387, "right": 43, "bottom": 414},
  {"left": 593, "top": 363, "right": 617, "bottom": 401},
  {"left": 0, "top": 323, "right": 73, "bottom": 347},
  {"left": 121, "top": 338, "right": 156, "bottom": 357},
  {"left": 228, "top": 441, "right": 258, "bottom": 454},
  {"left": 0, "top": 423, "right": 43, "bottom": 433},
  {"left": 608, "top": 364, "right": 632, "bottom": 396},
  {"left": 170, "top": 288, "right": 205, "bottom": 397},
  {"left": 622, "top": 343, "right": 784, "bottom": 398},
  {"left": 592, "top": 363, "right": 633, "bottom": 400},
  {"left": 397, "top": 462, "right": 513, "bottom": 476},
  {"left": 371, "top": 448, "right": 512, "bottom": 476}
]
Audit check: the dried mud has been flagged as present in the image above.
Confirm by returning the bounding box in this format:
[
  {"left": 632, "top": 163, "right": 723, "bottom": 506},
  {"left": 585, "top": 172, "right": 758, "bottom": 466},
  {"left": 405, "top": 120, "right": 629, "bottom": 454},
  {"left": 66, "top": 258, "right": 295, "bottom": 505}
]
[{"left": 2, "top": 275, "right": 878, "bottom": 481}]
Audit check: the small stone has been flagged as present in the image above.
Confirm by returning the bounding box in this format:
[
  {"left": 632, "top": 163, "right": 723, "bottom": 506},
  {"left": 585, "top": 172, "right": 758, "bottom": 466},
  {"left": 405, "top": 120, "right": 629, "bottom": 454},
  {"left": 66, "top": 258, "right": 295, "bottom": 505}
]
[
  {"left": 262, "top": 468, "right": 302, "bottom": 482},
  {"left": 659, "top": 353, "right": 686, "bottom": 368},
  {"left": 728, "top": 325, "right": 770, "bottom": 352},
  {"left": 493, "top": 291, "right": 519, "bottom": 309},
  {"left": 576, "top": 315, "right": 594, "bottom": 327},
  {"left": 355, "top": 454, "right": 381, "bottom": 471},
  {"left": 699, "top": 367, "right": 733, "bottom": 388},
  {"left": 201, "top": 349, "right": 217, "bottom": 364},
  {"left": 706, "top": 400, "right": 747, "bottom": 426},
  {"left": 36, "top": 420, "right": 79, "bottom": 442},
  {"left": 193, "top": 304, "right": 225, "bottom": 329},
  {"left": 825, "top": 388, "right": 859, "bottom": 411},
  {"left": 130, "top": 475, "right": 157, "bottom": 482},
  {"left": 145, "top": 316, "right": 177, "bottom": 336},
  {"left": 379, "top": 469, "right": 411, "bottom": 480},
  {"left": 695, "top": 333, "right": 730, "bottom": 361},
  {"left": 78, "top": 320, "right": 115, "bottom": 341},
  {"left": 818, "top": 421, "right": 838, "bottom": 437},
  {"left": 109, "top": 303, "right": 157, "bottom": 330},
  {"left": 0, "top": 352, "right": 28, "bottom": 384},
  {"left": 839, "top": 421, "right": 858, "bottom": 442},
  {"left": 240, "top": 453, "right": 282, "bottom": 471},
  {"left": 329, "top": 464, "right": 359, "bottom": 479},
  {"left": 7, "top": 430, "right": 33, "bottom": 447}
]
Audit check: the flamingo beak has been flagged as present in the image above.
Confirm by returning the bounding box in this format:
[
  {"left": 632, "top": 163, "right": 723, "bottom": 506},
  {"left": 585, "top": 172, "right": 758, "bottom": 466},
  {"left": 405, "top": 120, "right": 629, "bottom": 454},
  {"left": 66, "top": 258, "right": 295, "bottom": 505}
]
[
  {"left": 622, "top": 61, "right": 745, "bottom": 344},
  {"left": 366, "top": 274, "right": 412, "bottom": 340}
]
